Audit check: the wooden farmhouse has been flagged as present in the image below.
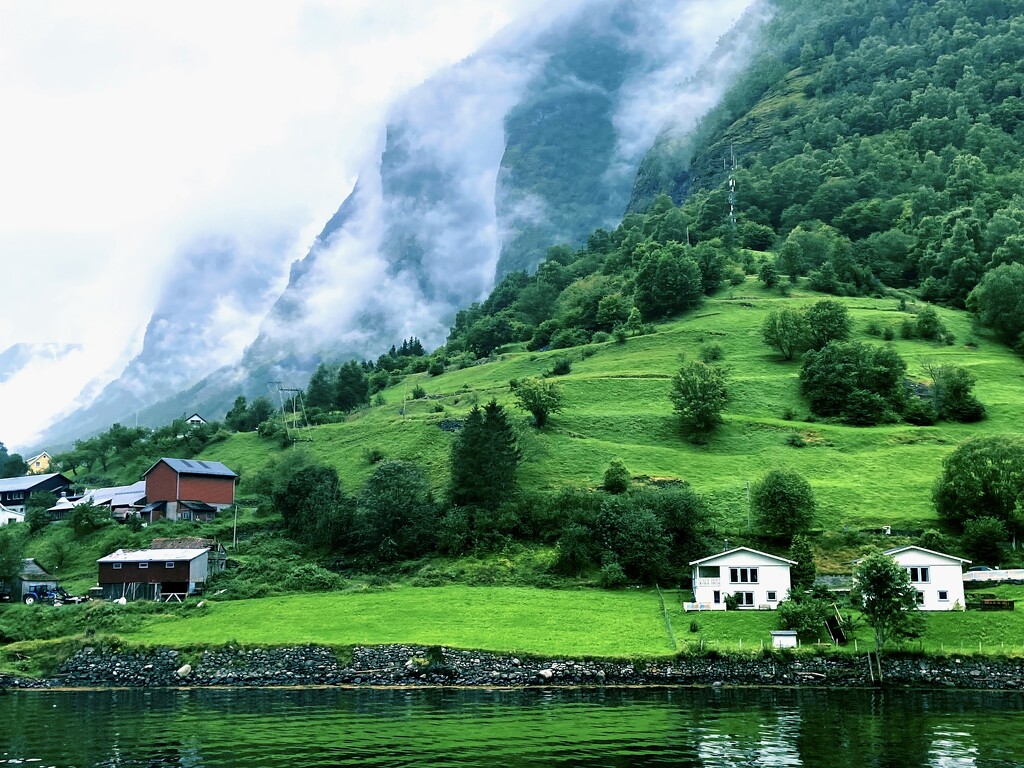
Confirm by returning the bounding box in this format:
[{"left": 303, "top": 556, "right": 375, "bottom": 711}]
[
  {"left": 0, "top": 473, "right": 71, "bottom": 514},
  {"left": 688, "top": 547, "right": 796, "bottom": 611},
  {"left": 140, "top": 458, "right": 237, "bottom": 522},
  {"left": 883, "top": 545, "right": 970, "bottom": 611},
  {"left": 97, "top": 547, "right": 212, "bottom": 601}
]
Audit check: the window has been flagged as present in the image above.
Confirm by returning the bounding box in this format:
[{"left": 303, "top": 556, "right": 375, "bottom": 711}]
[
  {"left": 729, "top": 568, "right": 758, "bottom": 584},
  {"left": 938, "top": 590, "right": 948, "bottom": 601},
  {"left": 908, "top": 567, "right": 929, "bottom": 583},
  {"left": 112, "top": 563, "right": 122, "bottom": 570},
  {"left": 138, "top": 562, "right": 149, "bottom": 569},
  {"left": 713, "top": 590, "right": 721, "bottom": 604},
  {"left": 734, "top": 592, "right": 755, "bottom": 607},
  {"left": 767, "top": 591, "right": 777, "bottom": 602},
  {"left": 916, "top": 591, "right": 925, "bottom": 605},
  {"left": 698, "top": 566, "right": 721, "bottom": 579},
  {"left": 181, "top": 511, "right": 192, "bottom": 520},
  {"left": 165, "top": 562, "right": 176, "bottom": 569}
]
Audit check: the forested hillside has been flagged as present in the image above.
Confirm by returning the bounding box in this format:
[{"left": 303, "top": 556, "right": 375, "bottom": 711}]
[
  {"left": 642, "top": 0, "right": 1024, "bottom": 312},
  {"left": 17, "top": 0, "right": 1024, "bottom": 599}
]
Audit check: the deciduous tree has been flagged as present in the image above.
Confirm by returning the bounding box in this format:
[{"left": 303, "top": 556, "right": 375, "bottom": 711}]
[
  {"left": 853, "top": 552, "right": 921, "bottom": 653},
  {"left": 761, "top": 307, "right": 808, "bottom": 360},
  {"left": 750, "top": 470, "right": 816, "bottom": 540},
  {"left": 512, "top": 377, "right": 564, "bottom": 428},
  {"left": 669, "top": 361, "right": 728, "bottom": 442}
]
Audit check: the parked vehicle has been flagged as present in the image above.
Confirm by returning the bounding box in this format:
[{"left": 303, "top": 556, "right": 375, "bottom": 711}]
[{"left": 21, "top": 586, "right": 89, "bottom": 606}]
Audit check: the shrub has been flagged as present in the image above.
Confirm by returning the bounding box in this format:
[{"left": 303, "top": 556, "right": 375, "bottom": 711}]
[
  {"left": 598, "top": 561, "right": 628, "bottom": 589},
  {"left": 428, "top": 360, "right": 446, "bottom": 376},
  {"left": 865, "top": 320, "right": 882, "bottom": 337},
  {"left": 785, "top": 433, "right": 806, "bottom": 448},
  {"left": 700, "top": 342, "right": 725, "bottom": 362},
  {"left": 689, "top": 620, "right": 700, "bottom": 633},
  {"left": 591, "top": 331, "right": 611, "bottom": 344},
  {"left": 903, "top": 398, "right": 937, "bottom": 426},
  {"left": 432, "top": 404, "right": 445, "bottom": 413},
  {"left": 781, "top": 407, "right": 796, "bottom": 421},
  {"left": 915, "top": 306, "right": 946, "bottom": 341},
  {"left": 411, "top": 385, "right": 426, "bottom": 399},
  {"left": 900, "top": 319, "right": 916, "bottom": 339},
  {"left": 363, "top": 447, "right": 386, "bottom": 464},
  {"left": 724, "top": 593, "right": 740, "bottom": 610},
  {"left": 728, "top": 269, "right": 746, "bottom": 286},
  {"left": 547, "top": 357, "right": 573, "bottom": 377},
  {"left": 603, "top": 459, "right": 631, "bottom": 494},
  {"left": 550, "top": 328, "right": 589, "bottom": 349},
  {"left": 613, "top": 326, "right": 628, "bottom": 344},
  {"left": 882, "top": 325, "right": 895, "bottom": 341}
]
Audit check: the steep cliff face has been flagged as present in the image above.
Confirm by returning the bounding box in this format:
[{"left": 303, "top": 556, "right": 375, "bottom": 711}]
[{"left": 38, "top": 0, "right": 766, "bottom": 446}]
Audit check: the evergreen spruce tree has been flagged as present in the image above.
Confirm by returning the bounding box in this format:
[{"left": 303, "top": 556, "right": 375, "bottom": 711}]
[
  {"left": 448, "top": 400, "right": 519, "bottom": 509},
  {"left": 306, "top": 362, "right": 336, "bottom": 409},
  {"left": 789, "top": 535, "right": 816, "bottom": 597}
]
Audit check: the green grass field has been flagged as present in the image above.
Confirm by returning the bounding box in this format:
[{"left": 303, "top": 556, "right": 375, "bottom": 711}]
[
  {"left": 111, "top": 583, "right": 1024, "bottom": 659},
  {"left": 201, "top": 283, "right": 1023, "bottom": 534},
  {"left": 124, "top": 586, "right": 676, "bottom": 658}
]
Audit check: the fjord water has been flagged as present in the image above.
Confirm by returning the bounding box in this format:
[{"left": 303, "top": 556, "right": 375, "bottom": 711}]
[{"left": 3, "top": 687, "right": 1022, "bottom": 767}]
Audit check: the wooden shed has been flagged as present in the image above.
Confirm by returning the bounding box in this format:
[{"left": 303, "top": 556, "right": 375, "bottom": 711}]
[{"left": 97, "top": 548, "right": 210, "bottom": 602}]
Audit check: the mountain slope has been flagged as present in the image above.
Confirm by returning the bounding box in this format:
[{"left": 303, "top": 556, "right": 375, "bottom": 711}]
[{"left": 36, "top": 0, "right": 764, "bottom": 447}]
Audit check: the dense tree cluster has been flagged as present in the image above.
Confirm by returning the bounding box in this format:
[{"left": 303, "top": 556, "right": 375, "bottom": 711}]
[
  {"left": 50, "top": 418, "right": 222, "bottom": 486},
  {"left": 640, "top": 0, "right": 1024, "bottom": 350}
]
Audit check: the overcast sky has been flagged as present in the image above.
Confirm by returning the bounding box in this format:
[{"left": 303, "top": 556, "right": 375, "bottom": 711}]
[{"left": 0, "top": 0, "right": 549, "bottom": 451}]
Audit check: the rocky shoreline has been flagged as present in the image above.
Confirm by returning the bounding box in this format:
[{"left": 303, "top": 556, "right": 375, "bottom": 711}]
[{"left": 3, "top": 645, "right": 1024, "bottom": 691}]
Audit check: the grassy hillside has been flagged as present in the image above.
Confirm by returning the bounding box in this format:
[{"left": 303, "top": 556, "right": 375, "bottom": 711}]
[{"left": 200, "top": 281, "right": 1021, "bottom": 537}]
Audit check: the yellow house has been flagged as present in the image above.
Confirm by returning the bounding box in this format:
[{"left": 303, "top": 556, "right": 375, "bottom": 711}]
[{"left": 26, "top": 452, "right": 52, "bottom": 474}]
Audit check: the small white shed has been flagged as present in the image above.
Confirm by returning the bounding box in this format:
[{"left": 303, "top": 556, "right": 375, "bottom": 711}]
[{"left": 689, "top": 547, "right": 795, "bottom": 610}]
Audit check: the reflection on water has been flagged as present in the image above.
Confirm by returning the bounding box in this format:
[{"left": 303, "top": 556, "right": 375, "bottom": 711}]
[{"left": 1, "top": 687, "right": 1021, "bottom": 767}]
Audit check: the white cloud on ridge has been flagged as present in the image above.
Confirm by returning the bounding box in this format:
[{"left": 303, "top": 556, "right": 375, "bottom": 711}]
[{"left": 0, "top": 0, "right": 548, "bottom": 448}]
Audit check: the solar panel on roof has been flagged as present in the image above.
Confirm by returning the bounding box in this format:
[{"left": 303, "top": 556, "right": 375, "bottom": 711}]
[
  {"left": 181, "top": 460, "right": 194, "bottom": 467},
  {"left": 198, "top": 461, "right": 210, "bottom": 468}
]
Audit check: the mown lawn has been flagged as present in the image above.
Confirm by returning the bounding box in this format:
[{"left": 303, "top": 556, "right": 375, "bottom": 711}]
[
  {"left": 124, "top": 586, "right": 677, "bottom": 658},
  {"left": 116, "top": 585, "right": 1024, "bottom": 660}
]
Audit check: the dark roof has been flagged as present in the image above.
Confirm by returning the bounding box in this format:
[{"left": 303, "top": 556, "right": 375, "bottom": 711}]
[
  {"left": 0, "top": 473, "right": 71, "bottom": 493},
  {"left": 20, "top": 558, "right": 56, "bottom": 580},
  {"left": 142, "top": 458, "right": 237, "bottom": 479},
  {"left": 180, "top": 500, "right": 217, "bottom": 512},
  {"left": 140, "top": 500, "right": 167, "bottom": 514}
]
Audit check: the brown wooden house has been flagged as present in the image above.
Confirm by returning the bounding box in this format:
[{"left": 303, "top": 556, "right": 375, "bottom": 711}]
[
  {"left": 97, "top": 548, "right": 211, "bottom": 601},
  {"left": 141, "top": 458, "right": 237, "bottom": 522}
]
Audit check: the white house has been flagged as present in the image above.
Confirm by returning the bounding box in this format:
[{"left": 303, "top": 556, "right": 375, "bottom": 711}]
[
  {"left": 882, "top": 545, "right": 969, "bottom": 611},
  {"left": 0, "top": 502, "right": 24, "bottom": 526},
  {"left": 688, "top": 547, "right": 795, "bottom": 610}
]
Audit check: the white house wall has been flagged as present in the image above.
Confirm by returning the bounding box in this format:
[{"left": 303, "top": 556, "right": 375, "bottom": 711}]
[
  {"left": 692, "top": 551, "right": 792, "bottom": 610},
  {"left": 889, "top": 549, "right": 966, "bottom": 611}
]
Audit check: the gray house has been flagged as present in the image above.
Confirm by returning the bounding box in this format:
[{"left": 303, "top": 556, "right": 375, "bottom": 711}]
[{"left": 0, "top": 558, "right": 59, "bottom": 602}]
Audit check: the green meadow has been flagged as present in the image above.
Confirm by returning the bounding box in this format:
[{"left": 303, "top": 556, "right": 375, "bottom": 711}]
[{"left": 202, "top": 283, "right": 1023, "bottom": 534}]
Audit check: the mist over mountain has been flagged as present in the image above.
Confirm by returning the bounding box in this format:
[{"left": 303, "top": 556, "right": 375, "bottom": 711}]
[{"left": 36, "top": 0, "right": 765, "bottom": 449}]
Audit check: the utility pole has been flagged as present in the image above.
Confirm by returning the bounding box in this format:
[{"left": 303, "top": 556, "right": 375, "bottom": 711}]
[{"left": 728, "top": 144, "right": 738, "bottom": 236}]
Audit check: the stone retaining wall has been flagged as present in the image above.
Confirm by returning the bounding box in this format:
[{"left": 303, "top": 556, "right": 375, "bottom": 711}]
[{"left": 3, "top": 645, "right": 1023, "bottom": 690}]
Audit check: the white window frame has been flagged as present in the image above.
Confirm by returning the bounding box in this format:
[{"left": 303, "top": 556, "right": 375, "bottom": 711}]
[
  {"left": 165, "top": 562, "right": 176, "bottom": 569},
  {"left": 729, "top": 567, "right": 759, "bottom": 584},
  {"left": 112, "top": 562, "right": 122, "bottom": 570},
  {"left": 138, "top": 562, "right": 149, "bottom": 569},
  {"left": 767, "top": 591, "right": 777, "bottom": 602},
  {"left": 916, "top": 591, "right": 925, "bottom": 605},
  {"left": 908, "top": 566, "right": 930, "bottom": 583},
  {"left": 734, "top": 591, "right": 755, "bottom": 607},
  {"left": 938, "top": 590, "right": 948, "bottom": 601}
]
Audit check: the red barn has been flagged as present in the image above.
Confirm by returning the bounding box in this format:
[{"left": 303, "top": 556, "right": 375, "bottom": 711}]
[{"left": 141, "top": 458, "right": 237, "bottom": 522}]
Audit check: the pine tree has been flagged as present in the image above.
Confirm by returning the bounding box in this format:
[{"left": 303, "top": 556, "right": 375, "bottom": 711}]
[{"left": 448, "top": 401, "right": 519, "bottom": 509}]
